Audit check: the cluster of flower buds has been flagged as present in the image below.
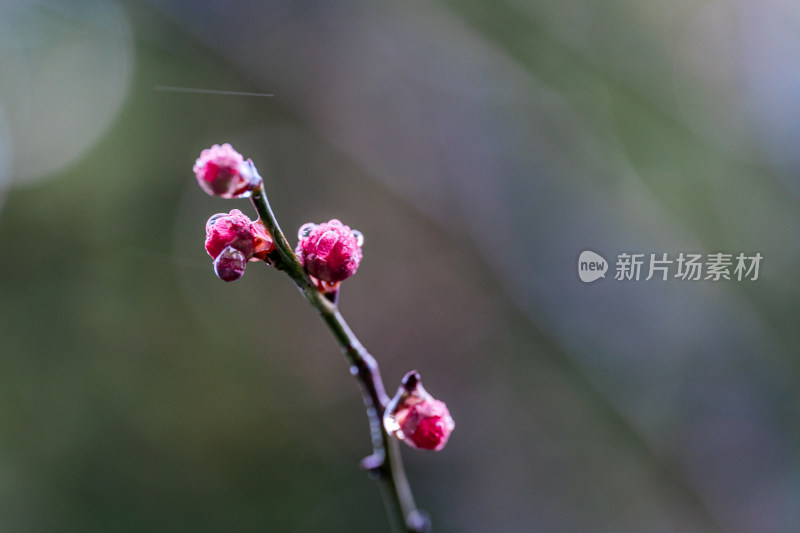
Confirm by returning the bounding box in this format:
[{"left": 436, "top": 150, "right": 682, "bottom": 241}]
[
  {"left": 295, "top": 219, "right": 364, "bottom": 292},
  {"left": 195, "top": 144, "right": 272, "bottom": 282},
  {"left": 205, "top": 209, "right": 274, "bottom": 282},
  {"left": 194, "top": 143, "right": 455, "bottom": 452},
  {"left": 194, "top": 144, "right": 365, "bottom": 291},
  {"left": 384, "top": 371, "right": 455, "bottom": 451}
]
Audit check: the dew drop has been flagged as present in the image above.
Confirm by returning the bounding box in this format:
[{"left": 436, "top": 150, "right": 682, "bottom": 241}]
[
  {"left": 351, "top": 229, "right": 364, "bottom": 247},
  {"left": 206, "top": 212, "right": 227, "bottom": 227},
  {"left": 214, "top": 246, "right": 247, "bottom": 282},
  {"left": 205, "top": 213, "right": 232, "bottom": 234},
  {"left": 298, "top": 222, "right": 316, "bottom": 239},
  {"left": 383, "top": 411, "right": 403, "bottom": 437}
]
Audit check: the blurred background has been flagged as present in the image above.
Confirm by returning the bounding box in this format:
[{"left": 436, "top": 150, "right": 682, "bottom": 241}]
[{"left": 0, "top": 0, "right": 798, "bottom": 531}]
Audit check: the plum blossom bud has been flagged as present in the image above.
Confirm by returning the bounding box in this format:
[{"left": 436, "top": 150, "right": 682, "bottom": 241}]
[
  {"left": 205, "top": 209, "right": 255, "bottom": 260},
  {"left": 204, "top": 209, "right": 274, "bottom": 281},
  {"left": 193, "top": 143, "right": 261, "bottom": 198},
  {"left": 384, "top": 371, "right": 454, "bottom": 451},
  {"left": 295, "top": 219, "right": 363, "bottom": 284}
]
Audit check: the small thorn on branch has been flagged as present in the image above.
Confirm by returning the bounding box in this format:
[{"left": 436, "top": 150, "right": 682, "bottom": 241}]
[
  {"left": 406, "top": 510, "right": 432, "bottom": 533},
  {"left": 360, "top": 452, "right": 385, "bottom": 480}
]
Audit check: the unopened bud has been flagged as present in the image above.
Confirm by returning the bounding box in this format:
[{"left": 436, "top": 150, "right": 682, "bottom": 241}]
[
  {"left": 384, "top": 371, "right": 454, "bottom": 451},
  {"left": 205, "top": 209, "right": 257, "bottom": 259},
  {"left": 204, "top": 209, "right": 274, "bottom": 280},
  {"left": 193, "top": 143, "right": 261, "bottom": 198},
  {"left": 295, "top": 219, "right": 363, "bottom": 284}
]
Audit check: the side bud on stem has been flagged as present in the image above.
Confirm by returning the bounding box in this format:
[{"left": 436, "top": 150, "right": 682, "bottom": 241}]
[
  {"left": 384, "top": 371, "right": 455, "bottom": 451},
  {"left": 205, "top": 209, "right": 274, "bottom": 282},
  {"left": 296, "top": 219, "right": 364, "bottom": 293}
]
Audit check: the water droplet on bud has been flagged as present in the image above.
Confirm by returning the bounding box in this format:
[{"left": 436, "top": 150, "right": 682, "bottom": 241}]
[
  {"left": 214, "top": 246, "right": 247, "bottom": 282},
  {"left": 298, "top": 223, "right": 317, "bottom": 239},
  {"left": 352, "top": 229, "right": 364, "bottom": 247}
]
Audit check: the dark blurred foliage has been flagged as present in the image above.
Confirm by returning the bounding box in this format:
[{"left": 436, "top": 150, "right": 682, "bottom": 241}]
[{"left": 0, "top": 1, "right": 798, "bottom": 532}]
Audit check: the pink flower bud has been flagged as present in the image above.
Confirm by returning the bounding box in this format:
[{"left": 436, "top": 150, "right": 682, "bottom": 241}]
[
  {"left": 214, "top": 246, "right": 247, "bottom": 282},
  {"left": 205, "top": 209, "right": 257, "bottom": 260},
  {"left": 295, "top": 219, "right": 363, "bottom": 284},
  {"left": 193, "top": 143, "right": 261, "bottom": 198},
  {"left": 384, "top": 371, "right": 454, "bottom": 451},
  {"left": 204, "top": 210, "right": 274, "bottom": 281}
]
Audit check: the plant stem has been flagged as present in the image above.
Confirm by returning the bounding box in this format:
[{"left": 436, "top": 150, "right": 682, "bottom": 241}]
[{"left": 249, "top": 184, "right": 428, "bottom": 533}]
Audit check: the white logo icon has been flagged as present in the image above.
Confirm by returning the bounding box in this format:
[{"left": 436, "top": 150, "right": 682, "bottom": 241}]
[{"left": 578, "top": 251, "right": 608, "bottom": 283}]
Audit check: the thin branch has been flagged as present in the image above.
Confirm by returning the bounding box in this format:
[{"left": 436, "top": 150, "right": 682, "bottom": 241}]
[{"left": 249, "top": 183, "right": 428, "bottom": 533}]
